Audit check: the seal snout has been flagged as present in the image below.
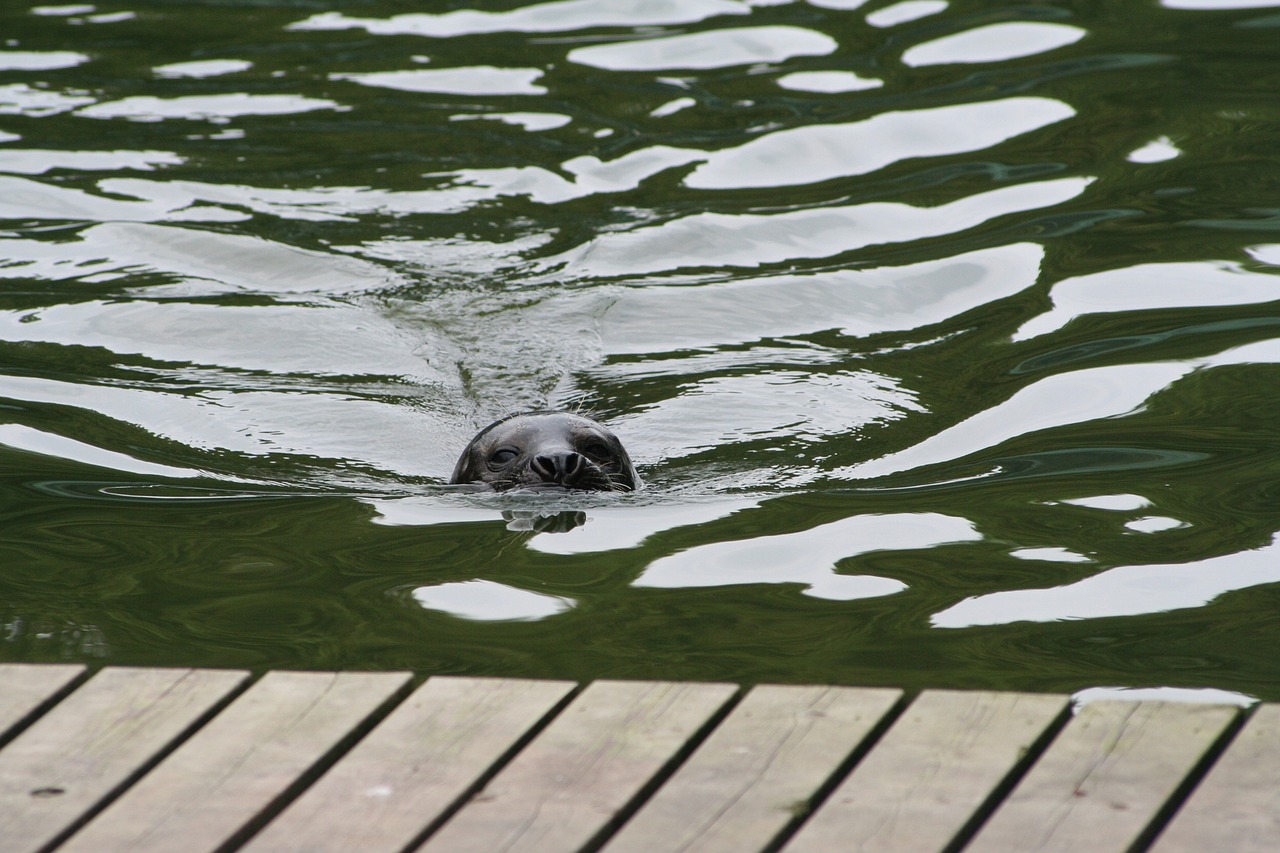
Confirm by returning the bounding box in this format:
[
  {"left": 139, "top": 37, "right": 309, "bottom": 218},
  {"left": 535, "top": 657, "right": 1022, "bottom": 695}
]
[{"left": 532, "top": 450, "right": 586, "bottom": 486}]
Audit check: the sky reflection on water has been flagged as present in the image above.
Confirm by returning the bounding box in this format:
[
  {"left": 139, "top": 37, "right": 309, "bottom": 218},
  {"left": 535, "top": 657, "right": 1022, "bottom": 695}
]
[{"left": 4, "top": 0, "right": 1280, "bottom": 697}]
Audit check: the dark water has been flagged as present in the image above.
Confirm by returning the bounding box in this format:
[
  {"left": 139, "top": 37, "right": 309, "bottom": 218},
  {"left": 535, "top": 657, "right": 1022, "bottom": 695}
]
[{"left": 4, "top": 0, "right": 1280, "bottom": 702}]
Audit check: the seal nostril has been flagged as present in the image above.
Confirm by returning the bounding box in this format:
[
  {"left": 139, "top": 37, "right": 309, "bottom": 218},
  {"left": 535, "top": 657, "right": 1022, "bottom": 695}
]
[
  {"left": 532, "top": 454, "right": 555, "bottom": 480},
  {"left": 533, "top": 451, "right": 584, "bottom": 484}
]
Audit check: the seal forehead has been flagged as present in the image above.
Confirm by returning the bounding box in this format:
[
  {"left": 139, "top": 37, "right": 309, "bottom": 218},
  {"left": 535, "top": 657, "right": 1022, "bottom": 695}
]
[{"left": 499, "top": 412, "right": 612, "bottom": 440}]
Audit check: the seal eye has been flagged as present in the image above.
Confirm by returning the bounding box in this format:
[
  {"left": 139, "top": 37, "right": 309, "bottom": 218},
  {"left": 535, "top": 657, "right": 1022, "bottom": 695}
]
[
  {"left": 581, "top": 441, "right": 613, "bottom": 462},
  {"left": 490, "top": 447, "right": 519, "bottom": 465}
]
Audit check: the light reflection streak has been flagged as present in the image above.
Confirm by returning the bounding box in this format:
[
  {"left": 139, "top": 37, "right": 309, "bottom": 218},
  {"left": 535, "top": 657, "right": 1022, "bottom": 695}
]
[
  {"left": 635, "top": 512, "right": 979, "bottom": 600},
  {"left": 288, "top": 0, "right": 755, "bottom": 37},
  {"left": 568, "top": 26, "right": 836, "bottom": 71},
  {"left": 685, "top": 97, "right": 1075, "bottom": 189},
  {"left": 933, "top": 534, "right": 1280, "bottom": 628},
  {"left": 901, "top": 22, "right": 1086, "bottom": 67}
]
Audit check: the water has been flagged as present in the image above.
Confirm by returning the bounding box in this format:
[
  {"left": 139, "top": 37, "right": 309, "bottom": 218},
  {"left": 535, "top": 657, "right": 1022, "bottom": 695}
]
[{"left": 4, "top": 0, "right": 1280, "bottom": 701}]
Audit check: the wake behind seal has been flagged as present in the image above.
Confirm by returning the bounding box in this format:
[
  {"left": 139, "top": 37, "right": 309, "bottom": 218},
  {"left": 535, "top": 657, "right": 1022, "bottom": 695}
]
[{"left": 450, "top": 410, "right": 639, "bottom": 492}]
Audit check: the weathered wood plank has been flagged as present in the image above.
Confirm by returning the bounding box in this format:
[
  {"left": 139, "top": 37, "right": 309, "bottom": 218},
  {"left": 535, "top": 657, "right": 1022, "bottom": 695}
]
[
  {"left": 0, "top": 663, "right": 85, "bottom": 739},
  {"left": 419, "top": 680, "right": 737, "bottom": 853},
  {"left": 242, "top": 676, "right": 575, "bottom": 853},
  {"left": 964, "top": 699, "right": 1239, "bottom": 853},
  {"left": 0, "top": 666, "right": 248, "bottom": 853},
  {"left": 58, "top": 670, "right": 411, "bottom": 853},
  {"left": 601, "top": 684, "right": 901, "bottom": 853},
  {"left": 783, "top": 689, "right": 1067, "bottom": 853},
  {"left": 1150, "top": 703, "right": 1280, "bottom": 852}
]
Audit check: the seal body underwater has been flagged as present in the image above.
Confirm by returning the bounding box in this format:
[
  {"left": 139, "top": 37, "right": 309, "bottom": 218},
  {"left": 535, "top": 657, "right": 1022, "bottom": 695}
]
[{"left": 450, "top": 411, "right": 640, "bottom": 492}]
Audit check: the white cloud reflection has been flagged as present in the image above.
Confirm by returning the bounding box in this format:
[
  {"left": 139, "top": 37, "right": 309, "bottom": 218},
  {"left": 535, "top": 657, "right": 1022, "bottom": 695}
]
[
  {"left": 1127, "top": 135, "right": 1181, "bottom": 163},
  {"left": 290, "top": 0, "right": 755, "bottom": 37},
  {"left": 153, "top": 59, "right": 253, "bottom": 79},
  {"left": 0, "top": 50, "right": 89, "bottom": 71},
  {"left": 776, "top": 70, "right": 883, "bottom": 92},
  {"left": 412, "top": 580, "right": 576, "bottom": 621},
  {"left": 841, "top": 362, "right": 1192, "bottom": 480},
  {"left": 77, "top": 93, "right": 342, "bottom": 122},
  {"left": 568, "top": 26, "right": 836, "bottom": 71},
  {"left": 685, "top": 97, "right": 1075, "bottom": 189},
  {"left": 866, "top": 1, "right": 947, "bottom": 27},
  {"left": 602, "top": 243, "right": 1043, "bottom": 354},
  {"left": 933, "top": 534, "right": 1280, "bottom": 628},
  {"left": 1015, "top": 260, "right": 1280, "bottom": 341},
  {"left": 635, "top": 512, "right": 979, "bottom": 600},
  {"left": 558, "top": 178, "right": 1087, "bottom": 277},
  {"left": 334, "top": 67, "right": 546, "bottom": 96},
  {"left": 902, "top": 22, "right": 1086, "bottom": 67}
]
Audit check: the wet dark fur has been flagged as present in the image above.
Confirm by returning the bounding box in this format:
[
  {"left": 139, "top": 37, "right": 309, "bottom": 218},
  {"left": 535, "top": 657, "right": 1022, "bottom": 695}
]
[{"left": 450, "top": 410, "right": 639, "bottom": 492}]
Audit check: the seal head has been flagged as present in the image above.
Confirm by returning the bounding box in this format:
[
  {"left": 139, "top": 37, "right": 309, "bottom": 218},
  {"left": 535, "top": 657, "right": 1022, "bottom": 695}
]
[{"left": 450, "top": 411, "right": 639, "bottom": 492}]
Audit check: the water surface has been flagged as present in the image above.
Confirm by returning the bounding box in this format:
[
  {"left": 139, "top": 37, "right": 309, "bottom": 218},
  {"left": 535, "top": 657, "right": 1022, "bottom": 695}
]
[{"left": 5, "top": 0, "right": 1280, "bottom": 701}]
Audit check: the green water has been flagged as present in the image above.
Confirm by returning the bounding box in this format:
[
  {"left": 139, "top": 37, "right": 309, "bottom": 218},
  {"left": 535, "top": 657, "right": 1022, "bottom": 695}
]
[{"left": 4, "top": 0, "right": 1280, "bottom": 701}]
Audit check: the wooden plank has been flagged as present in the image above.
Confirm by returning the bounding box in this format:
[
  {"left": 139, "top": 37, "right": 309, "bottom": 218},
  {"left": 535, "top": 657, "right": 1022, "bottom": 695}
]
[
  {"left": 964, "top": 699, "right": 1239, "bottom": 853},
  {"left": 0, "top": 663, "right": 84, "bottom": 739},
  {"left": 0, "top": 666, "right": 248, "bottom": 853},
  {"left": 242, "top": 676, "right": 575, "bottom": 853},
  {"left": 782, "top": 689, "right": 1067, "bottom": 853},
  {"left": 419, "top": 680, "right": 737, "bottom": 853},
  {"left": 602, "top": 684, "right": 902, "bottom": 853},
  {"left": 58, "top": 670, "right": 411, "bottom": 853},
  {"left": 1150, "top": 703, "right": 1280, "bottom": 852}
]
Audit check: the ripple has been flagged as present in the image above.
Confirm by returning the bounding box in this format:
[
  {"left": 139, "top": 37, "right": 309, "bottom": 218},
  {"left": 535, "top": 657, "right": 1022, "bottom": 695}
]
[
  {"left": 1014, "top": 260, "right": 1280, "bottom": 341},
  {"left": 0, "top": 176, "right": 243, "bottom": 223},
  {"left": 411, "top": 580, "right": 576, "bottom": 621},
  {"left": 0, "top": 83, "right": 95, "bottom": 117},
  {"left": 1125, "top": 516, "right": 1190, "bottom": 533},
  {"left": 1010, "top": 547, "right": 1091, "bottom": 563},
  {"left": 635, "top": 512, "right": 979, "bottom": 600},
  {"left": 685, "top": 97, "right": 1076, "bottom": 189},
  {"left": 524, "top": 499, "right": 761, "bottom": 554},
  {"left": 1058, "top": 494, "right": 1153, "bottom": 511},
  {"left": 616, "top": 369, "right": 921, "bottom": 463},
  {"left": 842, "top": 362, "right": 1194, "bottom": 480},
  {"left": 0, "top": 221, "right": 395, "bottom": 292},
  {"left": 776, "top": 71, "right": 883, "bottom": 93},
  {"left": 1127, "top": 135, "right": 1181, "bottom": 163},
  {"left": 555, "top": 178, "right": 1088, "bottom": 276},
  {"left": 153, "top": 59, "right": 252, "bottom": 79},
  {"left": 77, "top": 93, "right": 343, "bottom": 122},
  {"left": 4, "top": 0, "right": 1280, "bottom": 694},
  {"left": 0, "top": 149, "right": 182, "bottom": 175},
  {"left": 933, "top": 533, "right": 1280, "bottom": 627},
  {"left": 866, "top": 1, "right": 948, "bottom": 27},
  {"left": 568, "top": 26, "right": 837, "bottom": 71},
  {"left": 599, "top": 243, "right": 1044, "bottom": 353},
  {"left": 1162, "top": 0, "right": 1280, "bottom": 8},
  {"left": 450, "top": 111, "right": 571, "bottom": 131},
  {"left": 0, "top": 51, "right": 90, "bottom": 71},
  {"left": 289, "top": 0, "right": 753, "bottom": 36},
  {"left": 31, "top": 4, "right": 97, "bottom": 14},
  {"left": 0, "top": 424, "right": 216, "bottom": 480},
  {"left": 902, "top": 22, "right": 1087, "bottom": 67},
  {"left": 334, "top": 68, "right": 546, "bottom": 97}
]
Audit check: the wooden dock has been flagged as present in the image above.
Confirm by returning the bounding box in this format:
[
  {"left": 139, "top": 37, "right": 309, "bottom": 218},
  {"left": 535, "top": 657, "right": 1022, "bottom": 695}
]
[{"left": 0, "top": 665, "right": 1274, "bottom": 852}]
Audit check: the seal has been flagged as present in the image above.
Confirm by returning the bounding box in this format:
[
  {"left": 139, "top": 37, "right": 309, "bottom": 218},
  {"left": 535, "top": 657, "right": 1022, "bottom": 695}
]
[{"left": 450, "top": 410, "right": 640, "bottom": 492}]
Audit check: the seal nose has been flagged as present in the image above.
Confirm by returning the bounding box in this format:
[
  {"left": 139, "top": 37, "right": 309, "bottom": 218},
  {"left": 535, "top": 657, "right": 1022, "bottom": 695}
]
[{"left": 532, "top": 450, "right": 585, "bottom": 485}]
